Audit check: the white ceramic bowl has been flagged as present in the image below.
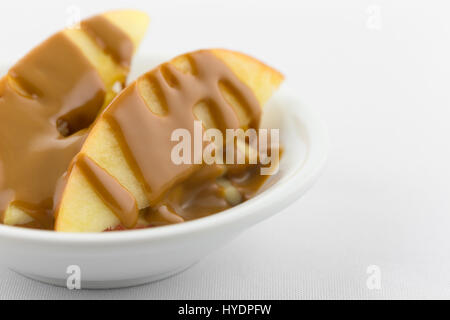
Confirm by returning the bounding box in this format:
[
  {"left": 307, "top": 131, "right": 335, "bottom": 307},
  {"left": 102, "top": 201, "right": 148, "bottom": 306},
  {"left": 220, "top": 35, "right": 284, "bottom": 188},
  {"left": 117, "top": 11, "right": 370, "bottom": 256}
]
[{"left": 0, "top": 55, "right": 328, "bottom": 289}]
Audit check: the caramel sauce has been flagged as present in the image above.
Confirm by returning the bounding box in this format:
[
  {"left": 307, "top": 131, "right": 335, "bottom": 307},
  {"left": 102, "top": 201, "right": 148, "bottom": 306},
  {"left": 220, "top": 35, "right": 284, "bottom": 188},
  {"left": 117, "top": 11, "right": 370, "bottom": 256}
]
[
  {"left": 146, "top": 164, "right": 229, "bottom": 225},
  {"left": 72, "top": 51, "right": 276, "bottom": 230},
  {"left": 0, "top": 17, "right": 134, "bottom": 228},
  {"left": 145, "top": 204, "right": 185, "bottom": 227},
  {"left": 145, "top": 150, "right": 279, "bottom": 227},
  {"left": 76, "top": 154, "right": 138, "bottom": 228},
  {"left": 81, "top": 16, "right": 134, "bottom": 67},
  {"left": 125, "top": 160, "right": 275, "bottom": 229}
]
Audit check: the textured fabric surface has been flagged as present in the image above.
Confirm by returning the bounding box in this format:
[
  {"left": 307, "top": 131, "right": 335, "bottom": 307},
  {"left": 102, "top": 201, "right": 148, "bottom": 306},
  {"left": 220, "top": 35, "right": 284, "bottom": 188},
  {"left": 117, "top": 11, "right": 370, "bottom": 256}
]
[
  {"left": 1, "top": 202, "right": 450, "bottom": 299},
  {"left": 1, "top": 0, "right": 450, "bottom": 299}
]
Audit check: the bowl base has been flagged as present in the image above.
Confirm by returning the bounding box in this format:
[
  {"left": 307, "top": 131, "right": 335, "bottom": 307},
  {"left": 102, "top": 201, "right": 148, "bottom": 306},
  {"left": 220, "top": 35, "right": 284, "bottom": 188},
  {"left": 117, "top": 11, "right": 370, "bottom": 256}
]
[{"left": 12, "top": 264, "right": 193, "bottom": 289}]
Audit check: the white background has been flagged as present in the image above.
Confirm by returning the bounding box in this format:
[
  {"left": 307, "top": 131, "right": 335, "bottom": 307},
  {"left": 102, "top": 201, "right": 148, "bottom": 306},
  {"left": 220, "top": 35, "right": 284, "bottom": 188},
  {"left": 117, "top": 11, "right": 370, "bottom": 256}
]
[{"left": 1, "top": 0, "right": 450, "bottom": 299}]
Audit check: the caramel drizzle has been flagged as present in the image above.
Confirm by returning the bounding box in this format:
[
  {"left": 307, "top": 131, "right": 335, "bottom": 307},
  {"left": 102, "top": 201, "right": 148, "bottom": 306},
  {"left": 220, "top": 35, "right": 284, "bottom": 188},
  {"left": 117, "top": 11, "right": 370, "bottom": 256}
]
[
  {"left": 0, "top": 16, "right": 133, "bottom": 228},
  {"left": 106, "top": 51, "right": 261, "bottom": 204},
  {"left": 81, "top": 16, "right": 134, "bottom": 67},
  {"left": 77, "top": 51, "right": 262, "bottom": 226},
  {"left": 77, "top": 154, "right": 138, "bottom": 228}
]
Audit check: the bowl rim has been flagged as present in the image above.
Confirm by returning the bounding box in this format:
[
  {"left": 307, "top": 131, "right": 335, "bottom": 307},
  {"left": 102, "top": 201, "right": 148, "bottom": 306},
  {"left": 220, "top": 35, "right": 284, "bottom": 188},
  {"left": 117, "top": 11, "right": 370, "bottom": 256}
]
[{"left": 0, "top": 85, "right": 329, "bottom": 245}]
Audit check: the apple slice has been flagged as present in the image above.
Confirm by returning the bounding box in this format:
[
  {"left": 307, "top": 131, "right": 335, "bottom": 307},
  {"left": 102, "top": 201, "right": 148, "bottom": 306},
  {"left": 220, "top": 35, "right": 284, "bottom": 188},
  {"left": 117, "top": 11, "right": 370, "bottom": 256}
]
[
  {"left": 55, "top": 49, "right": 284, "bottom": 232},
  {"left": 0, "top": 10, "right": 150, "bottom": 228}
]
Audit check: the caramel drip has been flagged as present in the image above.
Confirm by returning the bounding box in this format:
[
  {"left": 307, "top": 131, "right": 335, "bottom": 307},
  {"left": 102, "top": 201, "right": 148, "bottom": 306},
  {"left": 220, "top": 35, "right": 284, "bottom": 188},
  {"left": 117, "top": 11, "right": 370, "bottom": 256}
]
[
  {"left": 0, "top": 13, "right": 134, "bottom": 228},
  {"left": 82, "top": 16, "right": 134, "bottom": 67},
  {"left": 145, "top": 204, "right": 184, "bottom": 227},
  {"left": 77, "top": 154, "right": 138, "bottom": 228},
  {"left": 104, "top": 51, "right": 261, "bottom": 208}
]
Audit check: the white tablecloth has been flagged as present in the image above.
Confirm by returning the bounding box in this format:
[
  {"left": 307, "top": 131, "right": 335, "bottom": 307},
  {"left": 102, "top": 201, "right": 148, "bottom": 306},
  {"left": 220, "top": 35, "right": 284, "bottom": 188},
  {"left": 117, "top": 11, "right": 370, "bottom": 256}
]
[{"left": 1, "top": 0, "right": 450, "bottom": 299}]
